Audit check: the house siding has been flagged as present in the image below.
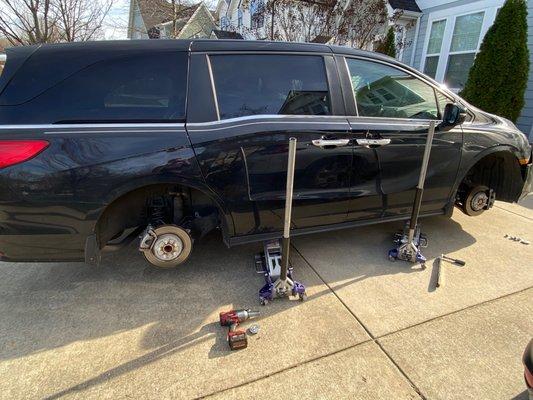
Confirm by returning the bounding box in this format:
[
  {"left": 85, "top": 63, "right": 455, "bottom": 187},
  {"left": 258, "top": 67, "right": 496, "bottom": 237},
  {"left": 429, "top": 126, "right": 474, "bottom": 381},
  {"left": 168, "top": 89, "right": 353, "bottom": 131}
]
[
  {"left": 516, "top": 0, "right": 533, "bottom": 140},
  {"left": 400, "top": 22, "right": 416, "bottom": 64},
  {"left": 403, "top": 0, "right": 531, "bottom": 141},
  {"left": 131, "top": 0, "right": 148, "bottom": 39},
  {"left": 178, "top": 6, "right": 216, "bottom": 38}
]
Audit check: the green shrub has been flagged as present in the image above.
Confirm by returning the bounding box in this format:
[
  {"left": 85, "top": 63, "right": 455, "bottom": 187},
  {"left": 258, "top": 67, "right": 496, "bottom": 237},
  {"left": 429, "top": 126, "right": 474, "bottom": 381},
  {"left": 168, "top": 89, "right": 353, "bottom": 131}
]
[
  {"left": 460, "top": 0, "right": 529, "bottom": 122},
  {"left": 376, "top": 26, "right": 396, "bottom": 58}
]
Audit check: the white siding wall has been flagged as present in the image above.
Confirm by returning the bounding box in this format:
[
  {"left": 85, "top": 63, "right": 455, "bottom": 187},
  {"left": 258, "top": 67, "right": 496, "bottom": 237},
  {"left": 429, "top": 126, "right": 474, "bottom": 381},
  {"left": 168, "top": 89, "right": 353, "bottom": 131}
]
[
  {"left": 517, "top": 0, "right": 533, "bottom": 140},
  {"left": 131, "top": 1, "right": 148, "bottom": 39},
  {"left": 405, "top": 0, "right": 532, "bottom": 141}
]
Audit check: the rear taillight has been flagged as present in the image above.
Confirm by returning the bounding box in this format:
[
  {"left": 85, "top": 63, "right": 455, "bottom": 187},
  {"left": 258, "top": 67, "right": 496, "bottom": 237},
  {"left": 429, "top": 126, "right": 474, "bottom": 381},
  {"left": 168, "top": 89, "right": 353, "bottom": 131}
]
[
  {"left": 525, "top": 364, "right": 533, "bottom": 388},
  {"left": 0, "top": 140, "right": 49, "bottom": 169}
]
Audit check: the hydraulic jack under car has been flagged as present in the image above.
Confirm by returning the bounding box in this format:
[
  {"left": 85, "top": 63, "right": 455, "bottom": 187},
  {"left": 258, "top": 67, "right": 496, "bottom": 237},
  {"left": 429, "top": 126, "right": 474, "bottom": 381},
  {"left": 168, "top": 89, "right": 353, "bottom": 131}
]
[
  {"left": 389, "top": 120, "right": 436, "bottom": 267},
  {"left": 254, "top": 138, "right": 307, "bottom": 306}
]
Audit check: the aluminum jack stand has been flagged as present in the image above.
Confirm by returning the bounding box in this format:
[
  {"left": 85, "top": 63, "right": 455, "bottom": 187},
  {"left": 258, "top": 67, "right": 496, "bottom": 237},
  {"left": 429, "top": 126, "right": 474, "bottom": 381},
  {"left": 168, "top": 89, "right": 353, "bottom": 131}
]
[
  {"left": 255, "top": 138, "right": 306, "bottom": 306},
  {"left": 389, "top": 120, "right": 436, "bottom": 267}
]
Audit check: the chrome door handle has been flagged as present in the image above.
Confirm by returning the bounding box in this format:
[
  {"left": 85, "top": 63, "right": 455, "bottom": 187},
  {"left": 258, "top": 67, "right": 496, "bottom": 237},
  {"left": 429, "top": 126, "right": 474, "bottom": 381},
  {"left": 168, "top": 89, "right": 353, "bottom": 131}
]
[
  {"left": 356, "top": 138, "right": 391, "bottom": 147},
  {"left": 312, "top": 139, "right": 350, "bottom": 148}
]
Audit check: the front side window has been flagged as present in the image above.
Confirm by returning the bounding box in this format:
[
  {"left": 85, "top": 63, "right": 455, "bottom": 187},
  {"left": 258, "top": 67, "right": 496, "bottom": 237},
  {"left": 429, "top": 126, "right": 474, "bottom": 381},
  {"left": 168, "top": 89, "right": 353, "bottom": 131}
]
[
  {"left": 444, "top": 11, "right": 484, "bottom": 89},
  {"left": 346, "top": 58, "right": 442, "bottom": 120},
  {"left": 210, "top": 54, "right": 331, "bottom": 120}
]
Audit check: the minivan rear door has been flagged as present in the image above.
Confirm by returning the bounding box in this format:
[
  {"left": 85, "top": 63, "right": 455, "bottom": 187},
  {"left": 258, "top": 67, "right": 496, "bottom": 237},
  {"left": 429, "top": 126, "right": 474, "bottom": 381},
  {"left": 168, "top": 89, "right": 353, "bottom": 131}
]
[{"left": 186, "top": 51, "right": 355, "bottom": 238}]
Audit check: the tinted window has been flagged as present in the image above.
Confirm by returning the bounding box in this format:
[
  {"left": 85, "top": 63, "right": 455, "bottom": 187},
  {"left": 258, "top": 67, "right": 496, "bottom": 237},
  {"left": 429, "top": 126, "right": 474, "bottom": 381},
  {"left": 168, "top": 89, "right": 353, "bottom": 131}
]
[
  {"left": 210, "top": 54, "right": 331, "bottom": 120},
  {"left": 347, "top": 58, "right": 440, "bottom": 120},
  {"left": 1, "top": 52, "right": 187, "bottom": 124}
]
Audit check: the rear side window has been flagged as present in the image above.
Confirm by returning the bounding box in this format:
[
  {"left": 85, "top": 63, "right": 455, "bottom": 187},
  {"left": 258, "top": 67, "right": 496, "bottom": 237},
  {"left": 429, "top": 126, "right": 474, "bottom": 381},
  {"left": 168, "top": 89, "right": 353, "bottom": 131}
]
[
  {"left": 1, "top": 52, "right": 187, "bottom": 124},
  {"left": 210, "top": 54, "right": 331, "bottom": 120}
]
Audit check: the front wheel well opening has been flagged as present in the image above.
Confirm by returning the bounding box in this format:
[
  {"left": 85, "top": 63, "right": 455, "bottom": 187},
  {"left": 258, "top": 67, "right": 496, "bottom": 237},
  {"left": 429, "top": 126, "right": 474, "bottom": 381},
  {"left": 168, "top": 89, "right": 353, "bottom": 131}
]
[
  {"left": 457, "top": 152, "right": 522, "bottom": 204},
  {"left": 95, "top": 184, "right": 220, "bottom": 249}
]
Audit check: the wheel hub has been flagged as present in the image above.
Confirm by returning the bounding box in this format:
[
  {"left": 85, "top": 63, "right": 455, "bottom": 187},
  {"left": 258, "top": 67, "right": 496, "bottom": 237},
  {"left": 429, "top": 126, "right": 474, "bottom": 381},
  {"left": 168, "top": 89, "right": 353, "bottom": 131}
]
[
  {"left": 471, "top": 191, "right": 489, "bottom": 211},
  {"left": 153, "top": 233, "right": 184, "bottom": 262},
  {"left": 139, "top": 225, "right": 193, "bottom": 268}
]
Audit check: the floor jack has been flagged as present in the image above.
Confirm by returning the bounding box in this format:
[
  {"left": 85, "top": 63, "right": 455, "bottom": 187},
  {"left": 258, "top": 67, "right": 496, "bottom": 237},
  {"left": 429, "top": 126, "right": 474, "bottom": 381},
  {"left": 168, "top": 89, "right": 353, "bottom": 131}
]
[
  {"left": 255, "top": 138, "right": 307, "bottom": 305},
  {"left": 389, "top": 120, "right": 436, "bottom": 267}
]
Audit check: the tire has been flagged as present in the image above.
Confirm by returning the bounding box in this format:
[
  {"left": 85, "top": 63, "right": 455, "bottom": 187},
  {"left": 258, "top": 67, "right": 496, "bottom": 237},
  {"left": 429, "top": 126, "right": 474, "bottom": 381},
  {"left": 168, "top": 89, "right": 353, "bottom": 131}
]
[
  {"left": 461, "top": 185, "right": 491, "bottom": 216},
  {"left": 142, "top": 225, "right": 193, "bottom": 269}
]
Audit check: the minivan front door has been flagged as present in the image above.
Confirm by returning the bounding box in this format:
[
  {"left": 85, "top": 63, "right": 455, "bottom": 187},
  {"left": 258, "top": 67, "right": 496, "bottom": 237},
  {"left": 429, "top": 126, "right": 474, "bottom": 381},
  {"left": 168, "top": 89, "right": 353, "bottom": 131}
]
[{"left": 343, "top": 57, "right": 462, "bottom": 218}]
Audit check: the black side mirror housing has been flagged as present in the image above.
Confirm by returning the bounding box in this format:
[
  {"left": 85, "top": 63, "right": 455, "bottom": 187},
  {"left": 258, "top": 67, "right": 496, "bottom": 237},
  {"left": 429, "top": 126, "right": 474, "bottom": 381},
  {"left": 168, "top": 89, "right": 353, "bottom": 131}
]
[{"left": 439, "top": 103, "right": 467, "bottom": 131}]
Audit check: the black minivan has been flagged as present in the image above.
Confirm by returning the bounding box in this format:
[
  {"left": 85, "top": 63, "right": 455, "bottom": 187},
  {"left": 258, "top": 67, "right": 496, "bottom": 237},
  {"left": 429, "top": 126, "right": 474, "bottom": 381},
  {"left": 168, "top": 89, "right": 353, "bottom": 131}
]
[{"left": 0, "top": 40, "right": 531, "bottom": 268}]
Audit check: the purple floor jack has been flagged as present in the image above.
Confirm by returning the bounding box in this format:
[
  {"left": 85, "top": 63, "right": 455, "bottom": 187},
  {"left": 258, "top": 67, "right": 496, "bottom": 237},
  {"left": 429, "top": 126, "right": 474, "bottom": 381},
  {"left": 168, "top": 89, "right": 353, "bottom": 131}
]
[{"left": 255, "top": 137, "right": 307, "bottom": 306}]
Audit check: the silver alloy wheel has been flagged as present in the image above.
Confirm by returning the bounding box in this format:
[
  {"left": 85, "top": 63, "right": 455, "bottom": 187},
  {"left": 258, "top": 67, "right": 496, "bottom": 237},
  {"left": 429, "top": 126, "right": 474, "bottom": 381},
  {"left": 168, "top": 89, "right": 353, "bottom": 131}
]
[{"left": 143, "top": 225, "right": 192, "bottom": 268}]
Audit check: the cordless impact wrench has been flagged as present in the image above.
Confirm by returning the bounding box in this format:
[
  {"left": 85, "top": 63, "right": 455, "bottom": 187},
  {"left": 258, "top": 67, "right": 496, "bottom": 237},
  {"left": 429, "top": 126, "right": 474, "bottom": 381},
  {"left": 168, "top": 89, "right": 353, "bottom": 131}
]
[{"left": 219, "top": 309, "right": 260, "bottom": 350}]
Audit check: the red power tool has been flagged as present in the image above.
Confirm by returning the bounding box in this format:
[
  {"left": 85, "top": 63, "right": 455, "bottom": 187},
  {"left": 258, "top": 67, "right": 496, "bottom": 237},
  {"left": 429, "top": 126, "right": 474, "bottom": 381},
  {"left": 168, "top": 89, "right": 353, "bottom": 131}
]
[{"left": 219, "top": 309, "right": 260, "bottom": 350}]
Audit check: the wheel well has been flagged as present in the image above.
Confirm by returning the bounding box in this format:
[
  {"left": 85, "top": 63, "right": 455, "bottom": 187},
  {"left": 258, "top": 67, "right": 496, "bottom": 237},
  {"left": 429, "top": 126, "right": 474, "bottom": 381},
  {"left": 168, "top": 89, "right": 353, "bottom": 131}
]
[
  {"left": 458, "top": 152, "right": 522, "bottom": 203},
  {"left": 95, "top": 184, "right": 220, "bottom": 248}
]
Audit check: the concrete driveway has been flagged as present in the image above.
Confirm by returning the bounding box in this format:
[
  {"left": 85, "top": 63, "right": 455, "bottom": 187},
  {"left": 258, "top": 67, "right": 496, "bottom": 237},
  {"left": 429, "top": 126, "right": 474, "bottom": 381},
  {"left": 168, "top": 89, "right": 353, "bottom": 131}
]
[{"left": 0, "top": 202, "right": 531, "bottom": 400}]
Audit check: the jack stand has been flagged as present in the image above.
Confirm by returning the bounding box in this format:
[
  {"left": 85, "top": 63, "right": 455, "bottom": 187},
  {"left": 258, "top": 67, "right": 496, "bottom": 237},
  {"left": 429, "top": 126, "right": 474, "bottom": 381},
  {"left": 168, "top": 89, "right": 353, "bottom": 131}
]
[
  {"left": 255, "top": 138, "right": 307, "bottom": 306},
  {"left": 389, "top": 120, "right": 436, "bottom": 267}
]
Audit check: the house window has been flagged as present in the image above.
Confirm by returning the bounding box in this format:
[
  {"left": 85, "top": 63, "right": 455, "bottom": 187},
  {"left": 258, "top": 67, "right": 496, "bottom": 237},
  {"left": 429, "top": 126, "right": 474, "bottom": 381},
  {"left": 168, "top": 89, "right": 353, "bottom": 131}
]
[
  {"left": 220, "top": 16, "right": 229, "bottom": 30},
  {"left": 444, "top": 12, "right": 484, "bottom": 88},
  {"left": 238, "top": 9, "right": 243, "bottom": 27},
  {"left": 423, "top": 19, "right": 446, "bottom": 78},
  {"left": 421, "top": 1, "right": 503, "bottom": 91},
  {"left": 250, "top": 0, "right": 264, "bottom": 29}
]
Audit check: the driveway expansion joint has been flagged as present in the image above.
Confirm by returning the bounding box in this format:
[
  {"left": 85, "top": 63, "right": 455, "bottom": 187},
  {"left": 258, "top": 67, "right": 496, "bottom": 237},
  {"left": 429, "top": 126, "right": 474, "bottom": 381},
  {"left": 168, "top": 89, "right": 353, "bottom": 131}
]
[{"left": 292, "top": 245, "right": 429, "bottom": 400}]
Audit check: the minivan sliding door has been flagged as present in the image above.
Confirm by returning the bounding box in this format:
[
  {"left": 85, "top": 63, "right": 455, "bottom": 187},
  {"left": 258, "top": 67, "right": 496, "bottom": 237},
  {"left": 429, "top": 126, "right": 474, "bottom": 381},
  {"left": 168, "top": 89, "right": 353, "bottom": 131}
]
[{"left": 186, "top": 53, "right": 354, "bottom": 238}]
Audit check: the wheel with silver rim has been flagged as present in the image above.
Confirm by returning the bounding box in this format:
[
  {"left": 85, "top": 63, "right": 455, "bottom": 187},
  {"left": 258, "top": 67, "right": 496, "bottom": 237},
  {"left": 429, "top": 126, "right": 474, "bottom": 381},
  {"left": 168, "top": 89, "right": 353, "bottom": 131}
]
[
  {"left": 142, "top": 225, "right": 192, "bottom": 268},
  {"left": 462, "top": 185, "right": 490, "bottom": 216}
]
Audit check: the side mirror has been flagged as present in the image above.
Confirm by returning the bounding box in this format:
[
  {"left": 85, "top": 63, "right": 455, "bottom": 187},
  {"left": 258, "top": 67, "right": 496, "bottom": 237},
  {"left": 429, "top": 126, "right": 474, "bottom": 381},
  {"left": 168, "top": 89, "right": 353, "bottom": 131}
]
[{"left": 439, "top": 103, "right": 467, "bottom": 131}]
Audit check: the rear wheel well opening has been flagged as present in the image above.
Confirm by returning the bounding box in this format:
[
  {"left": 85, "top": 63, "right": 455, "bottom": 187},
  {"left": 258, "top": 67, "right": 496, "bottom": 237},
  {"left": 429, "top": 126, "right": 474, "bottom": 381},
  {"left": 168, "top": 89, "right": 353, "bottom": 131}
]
[
  {"left": 95, "top": 184, "right": 221, "bottom": 249},
  {"left": 457, "top": 152, "right": 522, "bottom": 206}
]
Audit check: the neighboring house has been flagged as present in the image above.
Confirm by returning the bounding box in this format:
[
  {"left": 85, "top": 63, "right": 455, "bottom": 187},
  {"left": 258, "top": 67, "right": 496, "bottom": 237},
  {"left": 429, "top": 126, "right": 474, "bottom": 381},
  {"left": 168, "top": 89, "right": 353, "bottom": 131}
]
[
  {"left": 127, "top": 0, "right": 216, "bottom": 39},
  {"left": 0, "top": 39, "right": 9, "bottom": 74},
  {"left": 0, "top": 54, "right": 5, "bottom": 75},
  {"left": 214, "top": 0, "right": 266, "bottom": 39},
  {"left": 396, "top": 0, "right": 532, "bottom": 140},
  {"left": 213, "top": 0, "right": 430, "bottom": 45}
]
